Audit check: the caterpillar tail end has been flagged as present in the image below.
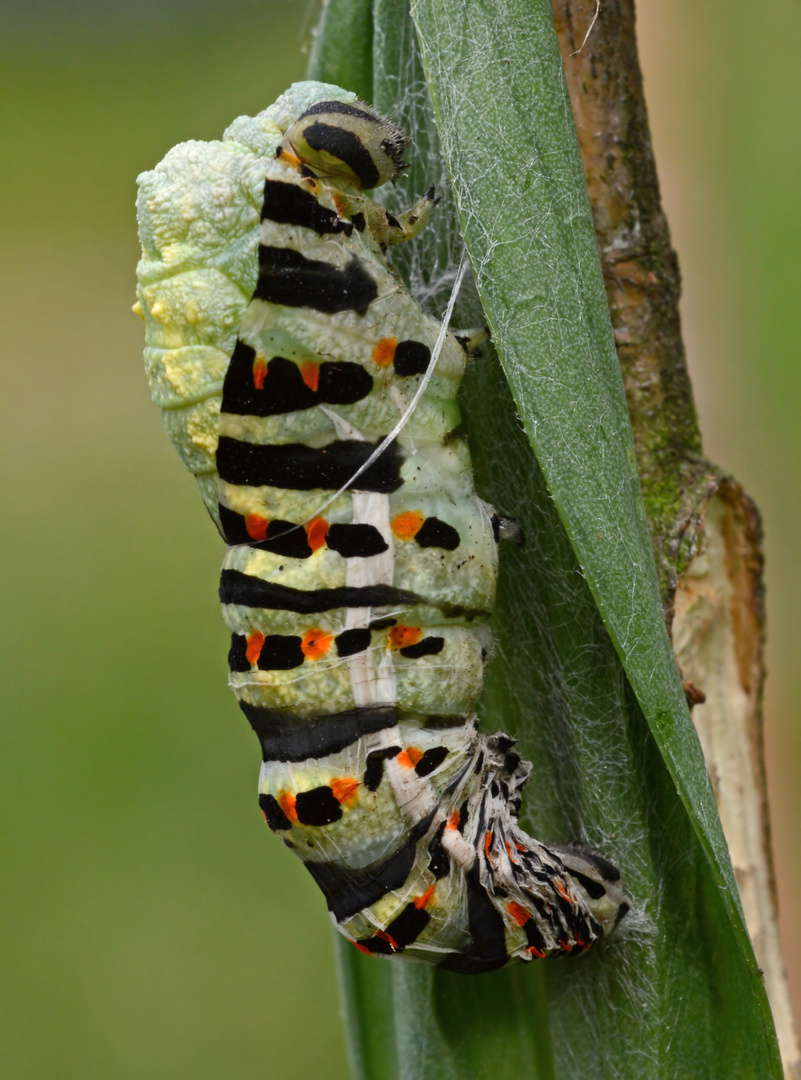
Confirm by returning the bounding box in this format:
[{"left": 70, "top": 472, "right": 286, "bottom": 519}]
[
  {"left": 547, "top": 843, "right": 631, "bottom": 932},
  {"left": 471, "top": 733, "right": 630, "bottom": 961}
]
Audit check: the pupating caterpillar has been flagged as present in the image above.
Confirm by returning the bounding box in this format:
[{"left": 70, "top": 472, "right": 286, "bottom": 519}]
[{"left": 135, "top": 80, "right": 629, "bottom": 971}]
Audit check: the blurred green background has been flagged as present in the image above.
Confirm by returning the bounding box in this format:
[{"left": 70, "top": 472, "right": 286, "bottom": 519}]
[{"left": 0, "top": 2, "right": 797, "bottom": 1077}]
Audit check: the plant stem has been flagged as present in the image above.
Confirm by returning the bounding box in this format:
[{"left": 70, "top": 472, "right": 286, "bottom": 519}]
[{"left": 552, "top": 3, "right": 800, "bottom": 1074}]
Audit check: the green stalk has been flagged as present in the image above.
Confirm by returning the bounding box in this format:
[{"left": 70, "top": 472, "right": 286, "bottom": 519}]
[{"left": 307, "top": 0, "right": 374, "bottom": 102}]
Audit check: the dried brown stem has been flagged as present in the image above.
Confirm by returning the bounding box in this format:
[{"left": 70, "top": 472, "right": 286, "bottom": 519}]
[{"left": 551, "top": 1, "right": 799, "bottom": 1075}]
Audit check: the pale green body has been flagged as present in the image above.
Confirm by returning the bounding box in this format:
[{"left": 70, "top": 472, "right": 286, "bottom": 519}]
[{"left": 136, "top": 82, "right": 627, "bottom": 969}]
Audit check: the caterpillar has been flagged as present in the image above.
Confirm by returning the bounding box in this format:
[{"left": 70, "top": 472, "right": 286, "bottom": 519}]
[{"left": 135, "top": 80, "right": 629, "bottom": 972}]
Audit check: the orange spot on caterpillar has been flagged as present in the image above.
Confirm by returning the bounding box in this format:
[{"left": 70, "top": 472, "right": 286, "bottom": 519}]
[
  {"left": 373, "top": 336, "right": 397, "bottom": 367},
  {"left": 333, "top": 193, "right": 349, "bottom": 216},
  {"left": 299, "top": 360, "right": 319, "bottom": 392},
  {"left": 506, "top": 901, "right": 531, "bottom": 928},
  {"left": 301, "top": 628, "right": 333, "bottom": 660},
  {"left": 554, "top": 879, "right": 572, "bottom": 902},
  {"left": 484, "top": 831, "right": 493, "bottom": 858},
  {"left": 305, "top": 517, "right": 329, "bottom": 551},
  {"left": 414, "top": 885, "right": 436, "bottom": 910},
  {"left": 396, "top": 746, "right": 423, "bottom": 769},
  {"left": 245, "top": 631, "right": 265, "bottom": 665},
  {"left": 505, "top": 841, "right": 517, "bottom": 863},
  {"left": 526, "top": 945, "right": 546, "bottom": 959},
  {"left": 575, "top": 936, "right": 588, "bottom": 950},
  {"left": 514, "top": 842, "right": 527, "bottom": 853},
  {"left": 558, "top": 940, "right": 572, "bottom": 953},
  {"left": 391, "top": 510, "right": 424, "bottom": 541},
  {"left": 253, "top": 355, "right": 268, "bottom": 390},
  {"left": 352, "top": 940, "right": 372, "bottom": 955},
  {"left": 245, "top": 514, "right": 270, "bottom": 542},
  {"left": 331, "top": 777, "right": 359, "bottom": 804},
  {"left": 278, "top": 791, "right": 297, "bottom": 823},
  {"left": 388, "top": 625, "right": 422, "bottom": 650},
  {"left": 446, "top": 810, "right": 461, "bottom": 830},
  {"left": 376, "top": 930, "right": 399, "bottom": 950},
  {"left": 277, "top": 148, "right": 302, "bottom": 170}
]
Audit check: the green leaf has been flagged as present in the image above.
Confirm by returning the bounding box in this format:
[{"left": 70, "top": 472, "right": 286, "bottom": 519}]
[
  {"left": 311, "top": 1, "right": 783, "bottom": 1077},
  {"left": 307, "top": 0, "right": 374, "bottom": 102}
]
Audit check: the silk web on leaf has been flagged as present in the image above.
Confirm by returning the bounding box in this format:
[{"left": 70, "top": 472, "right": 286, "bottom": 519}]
[{"left": 358, "top": 7, "right": 692, "bottom": 1080}]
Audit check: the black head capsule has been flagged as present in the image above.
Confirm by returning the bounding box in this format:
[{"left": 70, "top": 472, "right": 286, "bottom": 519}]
[{"left": 283, "top": 99, "right": 410, "bottom": 191}]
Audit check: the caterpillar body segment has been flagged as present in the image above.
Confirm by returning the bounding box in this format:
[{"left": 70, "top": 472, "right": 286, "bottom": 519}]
[{"left": 136, "top": 81, "right": 629, "bottom": 972}]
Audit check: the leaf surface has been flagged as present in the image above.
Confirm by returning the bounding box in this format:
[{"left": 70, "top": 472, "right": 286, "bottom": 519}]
[
  {"left": 307, "top": 0, "right": 374, "bottom": 102},
  {"left": 311, "top": 1, "right": 783, "bottom": 1076}
]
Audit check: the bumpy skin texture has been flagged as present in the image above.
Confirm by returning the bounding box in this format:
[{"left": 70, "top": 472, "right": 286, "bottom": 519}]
[{"left": 136, "top": 81, "right": 628, "bottom": 971}]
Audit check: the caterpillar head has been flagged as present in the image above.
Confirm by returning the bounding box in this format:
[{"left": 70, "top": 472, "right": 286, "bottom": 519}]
[{"left": 282, "top": 100, "right": 410, "bottom": 190}]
